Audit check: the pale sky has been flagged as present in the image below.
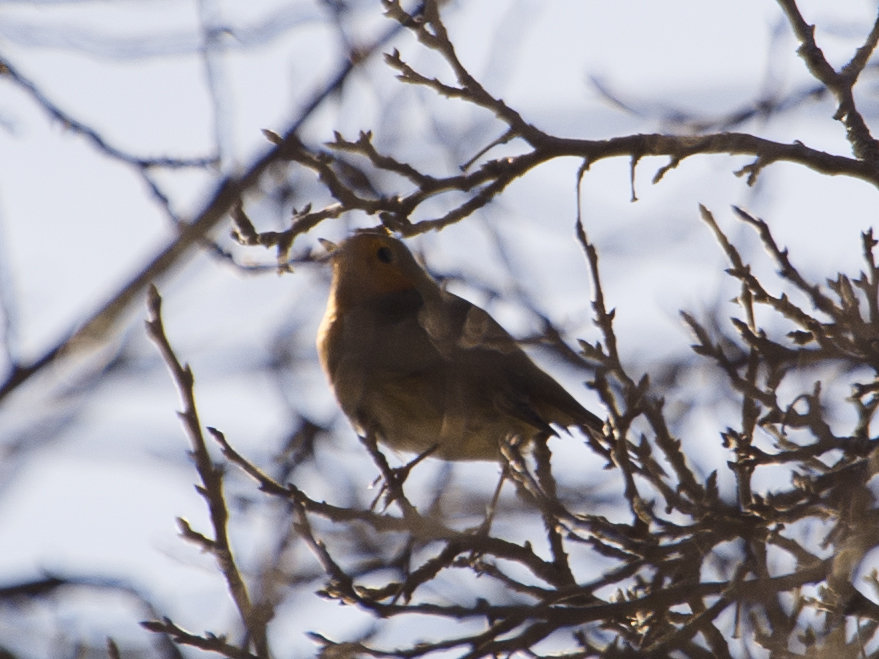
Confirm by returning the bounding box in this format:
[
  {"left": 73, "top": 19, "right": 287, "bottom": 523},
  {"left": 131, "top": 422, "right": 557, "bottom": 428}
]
[{"left": 1, "top": 0, "right": 878, "bottom": 654}]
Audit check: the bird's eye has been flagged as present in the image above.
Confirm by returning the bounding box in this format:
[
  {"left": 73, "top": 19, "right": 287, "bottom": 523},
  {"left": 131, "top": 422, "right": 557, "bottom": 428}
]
[{"left": 376, "top": 246, "right": 394, "bottom": 263}]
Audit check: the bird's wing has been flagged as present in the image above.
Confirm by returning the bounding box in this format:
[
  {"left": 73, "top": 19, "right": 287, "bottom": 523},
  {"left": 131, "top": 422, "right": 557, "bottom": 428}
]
[
  {"left": 522, "top": 362, "right": 606, "bottom": 434},
  {"left": 419, "top": 291, "right": 519, "bottom": 354},
  {"left": 422, "top": 293, "right": 605, "bottom": 435}
]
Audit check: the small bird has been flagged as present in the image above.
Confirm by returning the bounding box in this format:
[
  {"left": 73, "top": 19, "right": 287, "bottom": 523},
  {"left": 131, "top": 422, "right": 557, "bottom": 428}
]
[{"left": 316, "top": 230, "right": 605, "bottom": 461}]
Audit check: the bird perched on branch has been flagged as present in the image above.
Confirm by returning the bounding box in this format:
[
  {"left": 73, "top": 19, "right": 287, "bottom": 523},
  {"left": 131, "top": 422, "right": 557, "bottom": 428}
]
[{"left": 316, "top": 230, "right": 605, "bottom": 461}]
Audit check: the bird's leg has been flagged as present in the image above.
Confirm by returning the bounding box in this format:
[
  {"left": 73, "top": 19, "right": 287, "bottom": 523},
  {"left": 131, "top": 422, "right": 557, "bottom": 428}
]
[
  {"left": 532, "top": 434, "right": 559, "bottom": 500},
  {"left": 501, "top": 434, "right": 576, "bottom": 585},
  {"left": 373, "top": 444, "right": 437, "bottom": 512},
  {"left": 423, "top": 459, "right": 454, "bottom": 521},
  {"left": 532, "top": 435, "right": 576, "bottom": 585},
  {"left": 464, "top": 463, "right": 508, "bottom": 565},
  {"left": 361, "top": 431, "right": 413, "bottom": 513},
  {"left": 361, "top": 432, "right": 436, "bottom": 513},
  {"left": 394, "top": 443, "right": 439, "bottom": 484},
  {"left": 473, "top": 463, "right": 508, "bottom": 537},
  {"left": 499, "top": 432, "right": 538, "bottom": 495}
]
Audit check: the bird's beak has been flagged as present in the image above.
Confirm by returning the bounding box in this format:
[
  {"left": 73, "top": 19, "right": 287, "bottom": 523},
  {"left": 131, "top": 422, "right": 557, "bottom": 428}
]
[{"left": 316, "top": 238, "right": 338, "bottom": 261}]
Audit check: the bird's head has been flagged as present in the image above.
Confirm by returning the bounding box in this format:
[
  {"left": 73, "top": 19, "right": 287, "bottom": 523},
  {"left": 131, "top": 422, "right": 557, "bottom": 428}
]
[{"left": 322, "top": 231, "right": 431, "bottom": 306}]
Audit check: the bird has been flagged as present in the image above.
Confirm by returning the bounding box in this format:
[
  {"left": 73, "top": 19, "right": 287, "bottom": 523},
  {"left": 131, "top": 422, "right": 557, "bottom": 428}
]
[{"left": 316, "top": 230, "right": 605, "bottom": 461}]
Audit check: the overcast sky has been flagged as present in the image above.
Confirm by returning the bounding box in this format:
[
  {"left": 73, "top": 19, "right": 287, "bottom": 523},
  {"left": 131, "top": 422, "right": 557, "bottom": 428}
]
[{"left": 1, "top": 0, "right": 878, "bottom": 655}]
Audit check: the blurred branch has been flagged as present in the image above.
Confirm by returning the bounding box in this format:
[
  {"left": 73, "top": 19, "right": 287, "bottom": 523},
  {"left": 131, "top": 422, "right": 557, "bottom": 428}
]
[
  {"left": 0, "top": 57, "right": 218, "bottom": 170},
  {"left": 0, "top": 573, "right": 186, "bottom": 659},
  {"left": 0, "top": 10, "right": 413, "bottom": 406},
  {"left": 145, "top": 285, "right": 269, "bottom": 657},
  {"left": 777, "top": 0, "right": 879, "bottom": 162},
  {"left": 141, "top": 618, "right": 259, "bottom": 659},
  {"left": 197, "top": 0, "right": 234, "bottom": 170}
]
